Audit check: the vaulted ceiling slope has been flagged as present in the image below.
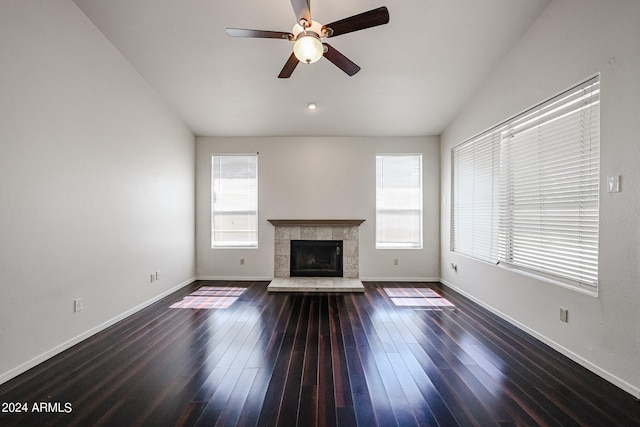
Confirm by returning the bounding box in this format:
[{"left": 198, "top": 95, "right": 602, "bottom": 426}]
[{"left": 73, "top": 0, "right": 551, "bottom": 137}]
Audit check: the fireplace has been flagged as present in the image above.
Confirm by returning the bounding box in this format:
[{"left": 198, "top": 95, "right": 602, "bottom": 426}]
[
  {"left": 269, "top": 219, "right": 365, "bottom": 278},
  {"left": 290, "top": 240, "right": 343, "bottom": 277}
]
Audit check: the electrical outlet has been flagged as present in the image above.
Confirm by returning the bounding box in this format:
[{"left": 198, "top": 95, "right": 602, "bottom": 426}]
[
  {"left": 150, "top": 273, "right": 155, "bottom": 283},
  {"left": 393, "top": 258, "right": 399, "bottom": 266},
  {"left": 560, "top": 308, "right": 568, "bottom": 322},
  {"left": 240, "top": 258, "right": 245, "bottom": 265},
  {"left": 74, "top": 298, "right": 83, "bottom": 313},
  {"left": 451, "top": 263, "right": 458, "bottom": 272}
]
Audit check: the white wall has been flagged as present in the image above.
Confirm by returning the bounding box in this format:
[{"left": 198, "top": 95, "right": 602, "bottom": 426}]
[
  {"left": 196, "top": 136, "right": 440, "bottom": 281},
  {"left": 440, "top": 0, "right": 640, "bottom": 397},
  {"left": 0, "top": 1, "right": 196, "bottom": 383}
]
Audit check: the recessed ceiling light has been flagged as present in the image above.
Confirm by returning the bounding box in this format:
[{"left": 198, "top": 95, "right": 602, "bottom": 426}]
[{"left": 307, "top": 102, "right": 317, "bottom": 110}]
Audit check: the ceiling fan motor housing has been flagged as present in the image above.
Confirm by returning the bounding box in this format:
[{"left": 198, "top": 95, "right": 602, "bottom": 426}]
[{"left": 292, "top": 20, "right": 329, "bottom": 39}]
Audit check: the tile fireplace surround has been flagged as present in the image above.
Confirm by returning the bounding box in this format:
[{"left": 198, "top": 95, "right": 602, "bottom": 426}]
[{"left": 269, "top": 219, "right": 365, "bottom": 278}]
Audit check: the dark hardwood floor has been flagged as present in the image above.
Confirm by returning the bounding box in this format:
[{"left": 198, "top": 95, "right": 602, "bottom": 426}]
[{"left": 1, "top": 281, "right": 638, "bottom": 426}]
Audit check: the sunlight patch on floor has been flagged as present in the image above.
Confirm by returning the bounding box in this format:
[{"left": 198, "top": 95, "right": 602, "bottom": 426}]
[
  {"left": 383, "top": 287, "right": 455, "bottom": 309},
  {"left": 169, "top": 286, "right": 246, "bottom": 309}
]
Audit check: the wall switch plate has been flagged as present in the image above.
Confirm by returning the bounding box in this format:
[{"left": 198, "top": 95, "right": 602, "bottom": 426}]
[
  {"left": 150, "top": 273, "right": 155, "bottom": 283},
  {"left": 74, "top": 298, "right": 83, "bottom": 312},
  {"left": 155, "top": 270, "right": 160, "bottom": 280},
  {"left": 607, "top": 175, "right": 621, "bottom": 193},
  {"left": 240, "top": 258, "right": 245, "bottom": 265}
]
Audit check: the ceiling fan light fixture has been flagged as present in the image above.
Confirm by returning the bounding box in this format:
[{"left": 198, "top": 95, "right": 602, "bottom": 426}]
[
  {"left": 293, "top": 33, "right": 323, "bottom": 64},
  {"left": 226, "top": 6, "right": 390, "bottom": 78}
]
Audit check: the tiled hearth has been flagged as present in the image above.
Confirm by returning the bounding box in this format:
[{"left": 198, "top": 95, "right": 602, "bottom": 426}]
[{"left": 267, "top": 277, "right": 364, "bottom": 293}]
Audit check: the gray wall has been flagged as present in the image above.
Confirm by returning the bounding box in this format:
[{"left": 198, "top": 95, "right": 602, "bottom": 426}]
[
  {"left": 0, "top": 1, "right": 196, "bottom": 383},
  {"left": 196, "top": 136, "right": 440, "bottom": 281},
  {"left": 440, "top": 0, "right": 640, "bottom": 397}
]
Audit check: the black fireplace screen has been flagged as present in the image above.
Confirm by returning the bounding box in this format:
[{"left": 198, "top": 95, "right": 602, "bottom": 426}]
[{"left": 290, "top": 240, "right": 343, "bottom": 277}]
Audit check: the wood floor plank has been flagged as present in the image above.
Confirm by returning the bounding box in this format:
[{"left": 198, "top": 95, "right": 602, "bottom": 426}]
[
  {"left": 335, "top": 294, "right": 376, "bottom": 427},
  {"left": 297, "top": 297, "right": 319, "bottom": 427},
  {"left": 255, "top": 294, "right": 304, "bottom": 426},
  {"left": 277, "top": 296, "right": 312, "bottom": 426},
  {"left": 212, "top": 367, "right": 259, "bottom": 427},
  {"left": 349, "top": 291, "right": 418, "bottom": 427},
  {"left": 326, "top": 295, "right": 356, "bottom": 427},
  {"left": 380, "top": 299, "right": 461, "bottom": 426},
  {"left": 0, "top": 280, "right": 638, "bottom": 427},
  {"left": 235, "top": 293, "right": 294, "bottom": 427}
]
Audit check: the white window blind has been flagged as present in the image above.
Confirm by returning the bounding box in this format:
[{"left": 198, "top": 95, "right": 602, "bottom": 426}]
[
  {"left": 452, "top": 129, "right": 501, "bottom": 263},
  {"left": 499, "top": 78, "right": 600, "bottom": 291},
  {"left": 451, "top": 76, "right": 600, "bottom": 293},
  {"left": 212, "top": 155, "right": 258, "bottom": 248},
  {"left": 376, "top": 154, "right": 423, "bottom": 249}
]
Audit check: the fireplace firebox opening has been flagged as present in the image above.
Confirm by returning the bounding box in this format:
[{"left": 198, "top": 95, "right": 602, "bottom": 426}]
[{"left": 290, "top": 240, "right": 343, "bottom": 277}]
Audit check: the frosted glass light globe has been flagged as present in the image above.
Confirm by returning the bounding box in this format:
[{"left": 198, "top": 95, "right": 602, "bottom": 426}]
[{"left": 293, "top": 34, "right": 323, "bottom": 64}]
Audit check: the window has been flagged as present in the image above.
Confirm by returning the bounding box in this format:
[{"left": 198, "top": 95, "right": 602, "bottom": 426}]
[
  {"left": 452, "top": 76, "right": 600, "bottom": 293},
  {"left": 376, "top": 154, "right": 423, "bottom": 249},
  {"left": 211, "top": 155, "right": 258, "bottom": 248},
  {"left": 452, "top": 130, "right": 501, "bottom": 263}
]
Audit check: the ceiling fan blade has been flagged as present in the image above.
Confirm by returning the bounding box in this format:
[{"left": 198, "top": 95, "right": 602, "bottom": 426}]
[
  {"left": 323, "top": 44, "right": 360, "bottom": 76},
  {"left": 226, "top": 28, "right": 293, "bottom": 40},
  {"left": 324, "top": 6, "right": 389, "bottom": 38},
  {"left": 290, "top": 0, "right": 311, "bottom": 25},
  {"left": 278, "top": 53, "right": 300, "bottom": 78}
]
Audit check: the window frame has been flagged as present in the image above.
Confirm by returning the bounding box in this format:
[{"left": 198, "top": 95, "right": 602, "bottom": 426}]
[
  {"left": 376, "top": 153, "right": 423, "bottom": 250},
  {"left": 211, "top": 154, "right": 259, "bottom": 249}
]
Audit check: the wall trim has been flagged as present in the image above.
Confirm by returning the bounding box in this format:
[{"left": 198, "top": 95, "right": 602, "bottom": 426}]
[
  {"left": 197, "top": 276, "right": 441, "bottom": 283},
  {"left": 197, "top": 275, "right": 273, "bottom": 281},
  {"left": 0, "top": 276, "right": 197, "bottom": 387},
  {"left": 440, "top": 279, "right": 640, "bottom": 399},
  {"left": 359, "top": 276, "right": 441, "bottom": 282}
]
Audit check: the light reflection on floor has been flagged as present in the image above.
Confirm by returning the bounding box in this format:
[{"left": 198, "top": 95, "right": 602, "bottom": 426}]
[
  {"left": 383, "top": 287, "right": 455, "bottom": 309},
  {"left": 169, "top": 286, "right": 246, "bottom": 309}
]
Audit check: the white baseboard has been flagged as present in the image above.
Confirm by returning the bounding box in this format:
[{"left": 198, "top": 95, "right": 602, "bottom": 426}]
[
  {"left": 440, "top": 279, "right": 640, "bottom": 399},
  {"left": 359, "top": 276, "right": 441, "bottom": 282},
  {"left": 0, "top": 276, "right": 197, "bottom": 387},
  {"left": 197, "top": 275, "right": 273, "bottom": 281},
  {"left": 196, "top": 276, "right": 441, "bottom": 283}
]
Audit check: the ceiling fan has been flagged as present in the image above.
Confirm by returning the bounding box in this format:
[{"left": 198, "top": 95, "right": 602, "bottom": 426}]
[{"left": 226, "top": 0, "right": 390, "bottom": 78}]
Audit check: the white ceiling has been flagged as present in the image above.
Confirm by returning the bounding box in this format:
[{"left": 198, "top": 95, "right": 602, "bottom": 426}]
[{"left": 73, "top": 0, "right": 550, "bottom": 137}]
